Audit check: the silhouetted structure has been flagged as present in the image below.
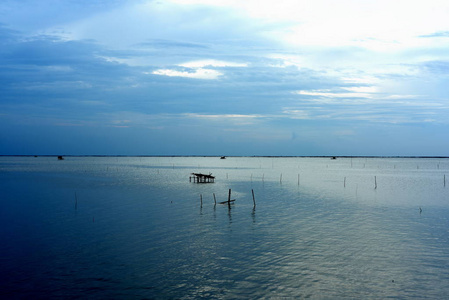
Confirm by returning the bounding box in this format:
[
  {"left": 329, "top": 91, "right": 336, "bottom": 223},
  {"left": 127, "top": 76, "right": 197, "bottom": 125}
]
[{"left": 190, "top": 173, "right": 215, "bottom": 183}]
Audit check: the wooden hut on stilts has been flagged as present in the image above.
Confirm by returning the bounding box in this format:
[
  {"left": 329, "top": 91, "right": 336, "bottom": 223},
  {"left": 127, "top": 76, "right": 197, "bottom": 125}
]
[{"left": 190, "top": 173, "right": 216, "bottom": 183}]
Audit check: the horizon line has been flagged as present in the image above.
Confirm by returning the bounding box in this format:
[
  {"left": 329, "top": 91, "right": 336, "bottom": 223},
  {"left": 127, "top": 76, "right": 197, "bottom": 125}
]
[{"left": 1, "top": 155, "right": 449, "bottom": 159}]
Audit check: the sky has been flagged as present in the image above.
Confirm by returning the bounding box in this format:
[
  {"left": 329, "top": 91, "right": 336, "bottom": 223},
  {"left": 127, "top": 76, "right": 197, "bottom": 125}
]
[{"left": 1, "top": 0, "right": 449, "bottom": 156}]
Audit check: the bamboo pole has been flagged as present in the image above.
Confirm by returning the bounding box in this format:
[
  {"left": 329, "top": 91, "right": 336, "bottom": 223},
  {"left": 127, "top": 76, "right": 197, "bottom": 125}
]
[{"left": 252, "top": 189, "right": 256, "bottom": 207}]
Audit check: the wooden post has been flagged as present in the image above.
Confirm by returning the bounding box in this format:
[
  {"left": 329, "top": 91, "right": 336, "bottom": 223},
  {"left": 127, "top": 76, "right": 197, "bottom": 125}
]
[
  {"left": 200, "top": 194, "right": 203, "bottom": 207},
  {"left": 228, "top": 189, "right": 231, "bottom": 202},
  {"left": 298, "top": 174, "right": 300, "bottom": 186},
  {"left": 344, "top": 177, "right": 346, "bottom": 188},
  {"left": 374, "top": 176, "right": 377, "bottom": 189},
  {"left": 213, "top": 193, "right": 217, "bottom": 205},
  {"left": 252, "top": 189, "right": 256, "bottom": 207}
]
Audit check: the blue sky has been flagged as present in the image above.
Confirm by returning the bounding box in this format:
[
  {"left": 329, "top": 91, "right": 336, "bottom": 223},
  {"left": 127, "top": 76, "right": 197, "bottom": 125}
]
[{"left": 1, "top": 0, "right": 449, "bottom": 156}]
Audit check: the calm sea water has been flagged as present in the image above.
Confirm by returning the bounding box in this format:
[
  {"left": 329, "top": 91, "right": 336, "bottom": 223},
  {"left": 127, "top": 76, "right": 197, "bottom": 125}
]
[{"left": 1, "top": 156, "right": 449, "bottom": 299}]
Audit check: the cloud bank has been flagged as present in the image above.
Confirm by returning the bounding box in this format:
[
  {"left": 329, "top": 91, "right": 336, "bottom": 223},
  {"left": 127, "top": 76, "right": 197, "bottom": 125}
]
[{"left": 1, "top": 0, "right": 449, "bottom": 155}]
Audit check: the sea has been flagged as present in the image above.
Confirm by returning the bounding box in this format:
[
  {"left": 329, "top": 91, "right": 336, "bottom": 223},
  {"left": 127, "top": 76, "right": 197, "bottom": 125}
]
[{"left": 1, "top": 156, "right": 449, "bottom": 299}]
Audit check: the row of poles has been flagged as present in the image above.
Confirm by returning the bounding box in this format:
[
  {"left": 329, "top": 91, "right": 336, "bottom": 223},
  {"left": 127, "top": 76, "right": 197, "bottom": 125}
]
[
  {"left": 198, "top": 174, "right": 448, "bottom": 207},
  {"left": 245, "top": 173, "right": 447, "bottom": 188}
]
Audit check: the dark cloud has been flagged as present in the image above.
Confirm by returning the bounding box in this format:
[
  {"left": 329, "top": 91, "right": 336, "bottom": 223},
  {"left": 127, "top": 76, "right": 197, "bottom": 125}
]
[
  {"left": 0, "top": 29, "right": 141, "bottom": 126},
  {"left": 0, "top": 0, "right": 132, "bottom": 31},
  {"left": 0, "top": 23, "right": 19, "bottom": 43}
]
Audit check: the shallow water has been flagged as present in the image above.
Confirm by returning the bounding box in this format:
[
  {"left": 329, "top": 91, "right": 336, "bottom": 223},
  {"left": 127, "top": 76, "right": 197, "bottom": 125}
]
[{"left": 1, "top": 156, "right": 449, "bottom": 298}]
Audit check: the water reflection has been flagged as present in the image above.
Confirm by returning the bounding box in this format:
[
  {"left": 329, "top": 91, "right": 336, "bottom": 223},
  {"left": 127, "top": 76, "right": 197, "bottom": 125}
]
[
  {"left": 251, "top": 207, "right": 256, "bottom": 224},
  {"left": 2, "top": 156, "right": 449, "bottom": 299}
]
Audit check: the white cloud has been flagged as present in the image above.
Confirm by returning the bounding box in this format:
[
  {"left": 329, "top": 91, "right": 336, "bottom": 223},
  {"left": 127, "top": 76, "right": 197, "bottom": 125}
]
[
  {"left": 179, "top": 59, "right": 247, "bottom": 68},
  {"left": 384, "top": 95, "right": 421, "bottom": 100},
  {"left": 294, "top": 87, "right": 428, "bottom": 107},
  {"left": 295, "top": 89, "right": 374, "bottom": 99},
  {"left": 341, "top": 76, "right": 380, "bottom": 85},
  {"left": 152, "top": 68, "right": 223, "bottom": 79},
  {"left": 184, "top": 113, "right": 261, "bottom": 119},
  {"left": 153, "top": 59, "right": 247, "bottom": 79},
  {"left": 171, "top": 0, "right": 449, "bottom": 51},
  {"left": 182, "top": 113, "right": 264, "bottom": 126},
  {"left": 343, "top": 86, "right": 378, "bottom": 93},
  {"left": 281, "top": 109, "right": 310, "bottom": 119},
  {"left": 266, "top": 54, "right": 303, "bottom": 68},
  {"left": 98, "top": 56, "right": 130, "bottom": 64}
]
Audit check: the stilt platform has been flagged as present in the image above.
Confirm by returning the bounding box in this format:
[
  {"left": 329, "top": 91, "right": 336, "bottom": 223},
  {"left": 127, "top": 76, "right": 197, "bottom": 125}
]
[{"left": 190, "top": 173, "right": 215, "bottom": 183}]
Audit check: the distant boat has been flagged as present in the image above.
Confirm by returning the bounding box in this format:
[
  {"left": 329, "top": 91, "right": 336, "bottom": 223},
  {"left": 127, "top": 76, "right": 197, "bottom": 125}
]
[
  {"left": 58, "top": 156, "right": 64, "bottom": 160},
  {"left": 220, "top": 156, "right": 226, "bottom": 159},
  {"left": 331, "top": 157, "right": 337, "bottom": 160}
]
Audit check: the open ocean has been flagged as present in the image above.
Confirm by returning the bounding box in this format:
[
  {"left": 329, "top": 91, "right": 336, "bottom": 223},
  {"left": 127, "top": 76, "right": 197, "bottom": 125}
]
[{"left": 1, "top": 156, "right": 449, "bottom": 299}]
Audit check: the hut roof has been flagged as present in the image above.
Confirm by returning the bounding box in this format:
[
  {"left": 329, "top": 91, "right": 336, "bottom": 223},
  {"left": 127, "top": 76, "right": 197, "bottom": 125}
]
[{"left": 191, "top": 173, "right": 215, "bottom": 179}]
